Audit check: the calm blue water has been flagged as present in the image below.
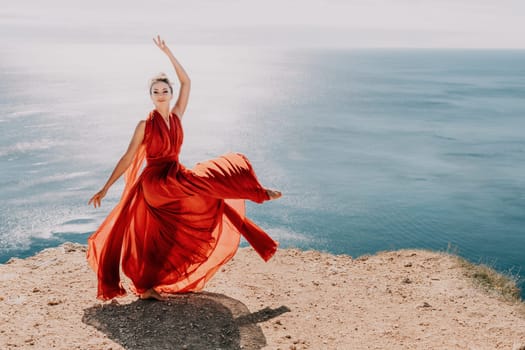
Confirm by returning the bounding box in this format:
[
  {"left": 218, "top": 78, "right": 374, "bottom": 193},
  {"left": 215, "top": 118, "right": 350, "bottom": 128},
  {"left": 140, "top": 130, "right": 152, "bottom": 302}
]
[{"left": 1, "top": 45, "right": 524, "bottom": 298}]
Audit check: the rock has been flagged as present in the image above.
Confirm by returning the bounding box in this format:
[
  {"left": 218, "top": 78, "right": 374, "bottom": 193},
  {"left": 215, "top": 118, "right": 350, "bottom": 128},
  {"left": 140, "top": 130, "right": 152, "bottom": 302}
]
[
  {"left": 47, "top": 299, "right": 62, "bottom": 306},
  {"left": 61, "top": 242, "right": 87, "bottom": 253}
]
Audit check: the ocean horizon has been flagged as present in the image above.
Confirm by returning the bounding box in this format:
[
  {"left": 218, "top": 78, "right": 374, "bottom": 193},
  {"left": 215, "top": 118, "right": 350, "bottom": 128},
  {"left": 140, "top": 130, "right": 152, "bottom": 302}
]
[{"left": 1, "top": 45, "right": 524, "bottom": 298}]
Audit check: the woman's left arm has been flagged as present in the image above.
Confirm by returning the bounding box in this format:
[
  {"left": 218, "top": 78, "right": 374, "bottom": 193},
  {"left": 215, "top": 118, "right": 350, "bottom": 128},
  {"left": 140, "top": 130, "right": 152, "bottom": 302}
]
[{"left": 153, "top": 35, "right": 191, "bottom": 120}]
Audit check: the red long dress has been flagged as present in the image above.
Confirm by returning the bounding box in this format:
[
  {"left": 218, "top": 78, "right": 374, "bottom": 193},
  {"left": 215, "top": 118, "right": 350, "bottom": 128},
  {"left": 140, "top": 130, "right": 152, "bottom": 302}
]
[{"left": 87, "top": 110, "right": 278, "bottom": 300}]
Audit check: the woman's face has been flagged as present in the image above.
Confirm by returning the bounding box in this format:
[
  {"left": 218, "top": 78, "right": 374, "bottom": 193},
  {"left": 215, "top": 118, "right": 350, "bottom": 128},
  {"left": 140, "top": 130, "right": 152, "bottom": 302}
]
[{"left": 150, "top": 82, "right": 172, "bottom": 107}]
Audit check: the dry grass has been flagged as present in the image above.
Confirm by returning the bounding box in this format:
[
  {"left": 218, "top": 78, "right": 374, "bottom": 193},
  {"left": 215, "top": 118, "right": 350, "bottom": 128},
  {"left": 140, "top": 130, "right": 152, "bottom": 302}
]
[
  {"left": 442, "top": 243, "right": 523, "bottom": 303},
  {"left": 452, "top": 255, "right": 523, "bottom": 305}
]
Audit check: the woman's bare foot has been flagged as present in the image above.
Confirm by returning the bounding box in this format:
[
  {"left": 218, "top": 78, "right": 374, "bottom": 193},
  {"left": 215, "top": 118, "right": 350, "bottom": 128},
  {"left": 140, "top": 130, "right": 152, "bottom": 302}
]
[
  {"left": 266, "top": 189, "right": 282, "bottom": 200},
  {"left": 139, "top": 288, "right": 167, "bottom": 301}
]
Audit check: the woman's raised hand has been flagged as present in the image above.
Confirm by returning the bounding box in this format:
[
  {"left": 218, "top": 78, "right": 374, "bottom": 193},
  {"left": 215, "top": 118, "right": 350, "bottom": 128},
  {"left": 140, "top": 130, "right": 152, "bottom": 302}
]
[
  {"left": 153, "top": 34, "right": 191, "bottom": 119},
  {"left": 153, "top": 35, "right": 172, "bottom": 55}
]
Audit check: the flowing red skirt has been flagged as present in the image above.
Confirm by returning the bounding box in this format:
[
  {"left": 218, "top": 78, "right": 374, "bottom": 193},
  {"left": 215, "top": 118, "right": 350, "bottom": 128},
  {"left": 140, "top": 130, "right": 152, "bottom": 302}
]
[{"left": 87, "top": 111, "right": 278, "bottom": 300}]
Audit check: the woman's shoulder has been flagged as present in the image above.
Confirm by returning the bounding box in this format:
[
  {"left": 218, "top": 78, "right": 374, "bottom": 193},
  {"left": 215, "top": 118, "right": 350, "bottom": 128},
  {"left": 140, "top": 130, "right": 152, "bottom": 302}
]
[
  {"left": 147, "top": 109, "right": 157, "bottom": 121},
  {"left": 143, "top": 110, "right": 158, "bottom": 126},
  {"left": 136, "top": 119, "right": 147, "bottom": 129},
  {"left": 133, "top": 120, "right": 147, "bottom": 138}
]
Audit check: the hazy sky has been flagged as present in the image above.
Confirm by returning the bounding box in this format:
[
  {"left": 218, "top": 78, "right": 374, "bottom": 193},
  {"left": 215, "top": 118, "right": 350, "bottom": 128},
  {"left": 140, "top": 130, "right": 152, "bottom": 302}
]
[{"left": 1, "top": 0, "right": 524, "bottom": 48}]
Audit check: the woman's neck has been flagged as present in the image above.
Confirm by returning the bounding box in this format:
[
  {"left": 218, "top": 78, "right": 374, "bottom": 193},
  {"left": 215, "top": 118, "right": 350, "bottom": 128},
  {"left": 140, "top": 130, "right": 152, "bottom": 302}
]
[{"left": 155, "top": 106, "right": 170, "bottom": 119}]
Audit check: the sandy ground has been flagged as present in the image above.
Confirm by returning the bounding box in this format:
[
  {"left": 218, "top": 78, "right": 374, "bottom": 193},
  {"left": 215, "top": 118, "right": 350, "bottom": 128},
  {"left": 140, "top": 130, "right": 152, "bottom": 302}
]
[{"left": 1, "top": 242, "right": 525, "bottom": 350}]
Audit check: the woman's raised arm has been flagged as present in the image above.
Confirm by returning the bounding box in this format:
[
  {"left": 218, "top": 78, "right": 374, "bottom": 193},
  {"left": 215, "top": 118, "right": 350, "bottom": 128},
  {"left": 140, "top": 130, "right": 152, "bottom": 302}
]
[
  {"left": 153, "top": 35, "right": 191, "bottom": 120},
  {"left": 88, "top": 120, "right": 145, "bottom": 208}
]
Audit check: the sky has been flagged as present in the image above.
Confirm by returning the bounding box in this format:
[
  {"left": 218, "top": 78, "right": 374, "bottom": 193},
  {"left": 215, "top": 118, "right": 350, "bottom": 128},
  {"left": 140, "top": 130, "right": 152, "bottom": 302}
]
[{"left": 1, "top": 0, "right": 524, "bottom": 48}]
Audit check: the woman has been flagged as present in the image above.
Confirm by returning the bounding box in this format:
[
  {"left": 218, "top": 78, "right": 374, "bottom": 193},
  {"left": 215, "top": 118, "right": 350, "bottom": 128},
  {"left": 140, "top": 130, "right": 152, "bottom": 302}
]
[{"left": 87, "top": 35, "right": 282, "bottom": 301}]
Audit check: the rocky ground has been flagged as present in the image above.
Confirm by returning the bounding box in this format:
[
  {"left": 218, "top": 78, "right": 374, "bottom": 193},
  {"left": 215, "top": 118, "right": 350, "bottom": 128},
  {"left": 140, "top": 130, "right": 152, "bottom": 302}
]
[{"left": 1, "top": 243, "right": 525, "bottom": 349}]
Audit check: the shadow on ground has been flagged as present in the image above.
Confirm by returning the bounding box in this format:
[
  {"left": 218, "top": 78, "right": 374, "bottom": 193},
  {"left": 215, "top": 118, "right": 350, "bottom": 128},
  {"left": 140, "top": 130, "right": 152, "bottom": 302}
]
[{"left": 82, "top": 292, "right": 290, "bottom": 350}]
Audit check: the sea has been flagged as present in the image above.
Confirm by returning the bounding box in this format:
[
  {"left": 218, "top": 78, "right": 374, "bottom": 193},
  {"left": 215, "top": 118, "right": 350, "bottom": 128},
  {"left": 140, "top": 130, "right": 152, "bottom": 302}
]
[{"left": 1, "top": 44, "right": 524, "bottom": 298}]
